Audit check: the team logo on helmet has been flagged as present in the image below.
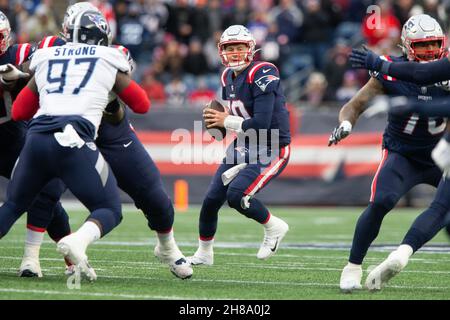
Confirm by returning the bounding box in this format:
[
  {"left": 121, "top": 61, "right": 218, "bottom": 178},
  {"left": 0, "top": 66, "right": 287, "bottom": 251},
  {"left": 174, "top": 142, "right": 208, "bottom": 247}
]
[{"left": 86, "top": 13, "right": 108, "bottom": 33}]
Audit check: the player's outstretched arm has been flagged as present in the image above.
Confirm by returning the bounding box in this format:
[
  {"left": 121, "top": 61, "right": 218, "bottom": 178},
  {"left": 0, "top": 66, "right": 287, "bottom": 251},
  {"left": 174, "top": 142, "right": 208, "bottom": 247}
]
[
  {"left": 350, "top": 46, "right": 450, "bottom": 85},
  {"left": 328, "top": 77, "right": 384, "bottom": 146},
  {"left": 11, "top": 76, "right": 39, "bottom": 121},
  {"left": 387, "top": 96, "right": 450, "bottom": 117},
  {"left": 113, "top": 71, "right": 150, "bottom": 114}
]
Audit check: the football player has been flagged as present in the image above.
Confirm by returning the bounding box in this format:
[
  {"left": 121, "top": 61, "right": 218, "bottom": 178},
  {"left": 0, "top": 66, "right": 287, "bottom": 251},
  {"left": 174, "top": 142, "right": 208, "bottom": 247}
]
[
  {"left": 0, "top": 9, "right": 151, "bottom": 281},
  {"left": 0, "top": 10, "right": 74, "bottom": 278},
  {"left": 349, "top": 15, "right": 450, "bottom": 290},
  {"left": 329, "top": 14, "right": 450, "bottom": 292},
  {"left": 17, "top": 2, "right": 193, "bottom": 280},
  {"left": 188, "top": 25, "right": 291, "bottom": 265}
]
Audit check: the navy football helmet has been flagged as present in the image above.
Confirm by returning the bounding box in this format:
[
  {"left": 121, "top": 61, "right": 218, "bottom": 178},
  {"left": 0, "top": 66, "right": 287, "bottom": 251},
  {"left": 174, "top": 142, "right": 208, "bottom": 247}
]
[{"left": 66, "top": 10, "right": 109, "bottom": 46}]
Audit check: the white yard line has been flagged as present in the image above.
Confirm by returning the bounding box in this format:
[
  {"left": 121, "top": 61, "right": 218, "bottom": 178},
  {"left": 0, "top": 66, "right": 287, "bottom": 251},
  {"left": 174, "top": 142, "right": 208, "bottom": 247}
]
[{"left": 0, "top": 288, "right": 198, "bottom": 300}]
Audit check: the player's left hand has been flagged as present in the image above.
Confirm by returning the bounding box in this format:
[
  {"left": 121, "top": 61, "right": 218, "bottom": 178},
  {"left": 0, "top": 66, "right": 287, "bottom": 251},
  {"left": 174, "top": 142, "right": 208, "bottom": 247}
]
[
  {"left": 432, "top": 136, "right": 450, "bottom": 174},
  {"left": 349, "top": 46, "right": 384, "bottom": 71},
  {"left": 328, "top": 121, "right": 352, "bottom": 146},
  {"left": 203, "top": 108, "right": 229, "bottom": 128},
  {"left": 0, "top": 63, "right": 30, "bottom": 81}
]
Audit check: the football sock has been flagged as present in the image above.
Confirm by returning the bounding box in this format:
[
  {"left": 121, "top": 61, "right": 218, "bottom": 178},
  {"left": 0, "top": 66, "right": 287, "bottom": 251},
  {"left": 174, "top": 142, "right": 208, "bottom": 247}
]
[
  {"left": 74, "top": 221, "right": 101, "bottom": 249},
  {"left": 24, "top": 227, "right": 45, "bottom": 260},
  {"left": 198, "top": 238, "right": 214, "bottom": 252},
  {"left": 156, "top": 229, "right": 175, "bottom": 248}
]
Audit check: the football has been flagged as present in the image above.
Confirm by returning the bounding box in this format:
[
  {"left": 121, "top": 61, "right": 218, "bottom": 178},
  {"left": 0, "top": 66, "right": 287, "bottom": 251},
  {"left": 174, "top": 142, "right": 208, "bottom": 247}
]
[{"left": 204, "top": 99, "right": 227, "bottom": 140}]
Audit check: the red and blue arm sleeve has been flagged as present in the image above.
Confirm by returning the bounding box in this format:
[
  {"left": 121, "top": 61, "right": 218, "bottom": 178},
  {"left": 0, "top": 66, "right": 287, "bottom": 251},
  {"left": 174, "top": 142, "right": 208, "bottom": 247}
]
[
  {"left": 12, "top": 86, "right": 39, "bottom": 121},
  {"left": 117, "top": 80, "right": 151, "bottom": 114}
]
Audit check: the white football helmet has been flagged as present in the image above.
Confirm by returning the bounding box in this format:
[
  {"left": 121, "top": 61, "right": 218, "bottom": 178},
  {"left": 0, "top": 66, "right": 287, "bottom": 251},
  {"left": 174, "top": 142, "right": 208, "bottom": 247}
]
[
  {"left": 401, "top": 14, "right": 447, "bottom": 62},
  {"left": 218, "top": 25, "right": 256, "bottom": 71},
  {"left": 0, "top": 10, "right": 11, "bottom": 54},
  {"left": 62, "top": 2, "right": 112, "bottom": 45}
]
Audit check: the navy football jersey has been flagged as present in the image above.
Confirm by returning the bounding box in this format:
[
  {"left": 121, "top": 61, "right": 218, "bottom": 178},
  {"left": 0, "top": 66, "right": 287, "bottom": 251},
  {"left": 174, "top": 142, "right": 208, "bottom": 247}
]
[
  {"left": 0, "top": 43, "right": 32, "bottom": 148},
  {"left": 221, "top": 61, "right": 291, "bottom": 148},
  {"left": 374, "top": 55, "right": 448, "bottom": 166}
]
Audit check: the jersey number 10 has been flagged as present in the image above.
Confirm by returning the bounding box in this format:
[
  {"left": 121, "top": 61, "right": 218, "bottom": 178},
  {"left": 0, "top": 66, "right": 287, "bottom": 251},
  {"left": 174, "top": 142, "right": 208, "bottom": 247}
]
[{"left": 403, "top": 114, "right": 446, "bottom": 135}]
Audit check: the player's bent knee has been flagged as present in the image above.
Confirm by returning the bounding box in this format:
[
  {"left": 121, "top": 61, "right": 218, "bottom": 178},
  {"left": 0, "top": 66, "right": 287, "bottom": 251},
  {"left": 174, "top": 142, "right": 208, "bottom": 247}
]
[
  {"left": 371, "top": 192, "right": 399, "bottom": 211},
  {"left": 226, "top": 189, "right": 245, "bottom": 210}
]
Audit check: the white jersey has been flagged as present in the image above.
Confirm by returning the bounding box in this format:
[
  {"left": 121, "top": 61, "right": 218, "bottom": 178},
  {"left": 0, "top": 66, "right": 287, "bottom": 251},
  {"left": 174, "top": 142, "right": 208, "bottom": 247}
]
[{"left": 30, "top": 42, "right": 130, "bottom": 132}]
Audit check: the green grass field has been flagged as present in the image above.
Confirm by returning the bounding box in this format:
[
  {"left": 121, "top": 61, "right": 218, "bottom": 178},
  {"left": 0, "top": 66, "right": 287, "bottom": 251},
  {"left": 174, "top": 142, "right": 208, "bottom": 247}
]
[{"left": 0, "top": 205, "right": 449, "bottom": 300}]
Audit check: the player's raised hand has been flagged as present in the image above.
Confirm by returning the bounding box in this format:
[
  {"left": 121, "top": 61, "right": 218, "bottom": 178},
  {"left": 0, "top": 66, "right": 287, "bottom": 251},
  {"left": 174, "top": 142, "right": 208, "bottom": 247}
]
[
  {"left": 349, "top": 46, "right": 385, "bottom": 72},
  {"left": 328, "top": 121, "right": 352, "bottom": 146},
  {"left": 0, "top": 63, "right": 30, "bottom": 81}
]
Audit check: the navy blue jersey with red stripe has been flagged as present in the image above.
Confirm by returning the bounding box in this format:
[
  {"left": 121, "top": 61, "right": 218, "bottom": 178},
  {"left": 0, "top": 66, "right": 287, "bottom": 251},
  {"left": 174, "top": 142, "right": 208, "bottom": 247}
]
[
  {"left": 373, "top": 55, "right": 448, "bottom": 166},
  {"left": 0, "top": 43, "right": 32, "bottom": 149},
  {"left": 221, "top": 61, "right": 291, "bottom": 148}
]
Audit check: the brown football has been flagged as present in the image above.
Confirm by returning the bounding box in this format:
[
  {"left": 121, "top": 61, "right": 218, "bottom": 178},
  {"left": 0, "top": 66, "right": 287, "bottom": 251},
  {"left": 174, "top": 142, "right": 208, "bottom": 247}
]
[{"left": 204, "top": 99, "right": 227, "bottom": 140}]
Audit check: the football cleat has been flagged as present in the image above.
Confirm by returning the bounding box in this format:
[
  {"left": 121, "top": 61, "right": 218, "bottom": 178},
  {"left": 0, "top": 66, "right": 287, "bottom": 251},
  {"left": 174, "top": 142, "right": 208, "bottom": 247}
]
[
  {"left": 65, "top": 264, "right": 76, "bottom": 276},
  {"left": 57, "top": 235, "right": 97, "bottom": 282},
  {"left": 187, "top": 248, "right": 214, "bottom": 266},
  {"left": 339, "top": 264, "right": 362, "bottom": 293},
  {"left": 18, "top": 257, "right": 43, "bottom": 278},
  {"left": 257, "top": 216, "right": 289, "bottom": 260},
  {"left": 154, "top": 244, "right": 193, "bottom": 280},
  {"left": 365, "top": 250, "right": 409, "bottom": 291}
]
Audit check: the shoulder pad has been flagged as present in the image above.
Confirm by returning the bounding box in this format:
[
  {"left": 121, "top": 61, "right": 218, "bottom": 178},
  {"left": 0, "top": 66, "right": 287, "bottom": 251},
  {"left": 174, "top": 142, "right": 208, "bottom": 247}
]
[
  {"left": 248, "top": 62, "right": 280, "bottom": 93},
  {"left": 38, "top": 36, "right": 65, "bottom": 49},
  {"left": 14, "top": 43, "right": 32, "bottom": 65}
]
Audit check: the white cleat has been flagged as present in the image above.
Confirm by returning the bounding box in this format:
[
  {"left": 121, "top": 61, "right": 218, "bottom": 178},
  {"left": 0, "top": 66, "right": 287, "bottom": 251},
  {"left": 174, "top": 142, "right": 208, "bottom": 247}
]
[
  {"left": 56, "top": 235, "right": 97, "bottom": 282},
  {"left": 65, "top": 264, "right": 76, "bottom": 276},
  {"left": 365, "top": 251, "right": 409, "bottom": 291},
  {"left": 187, "top": 248, "right": 214, "bottom": 266},
  {"left": 257, "top": 216, "right": 289, "bottom": 260},
  {"left": 339, "top": 264, "right": 362, "bottom": 293},
  {"left": 154, "top": 244, "right": 193, "bottom": 279},
  {"left": 18, "top": 258, "right": 43, "bottom": 278}
]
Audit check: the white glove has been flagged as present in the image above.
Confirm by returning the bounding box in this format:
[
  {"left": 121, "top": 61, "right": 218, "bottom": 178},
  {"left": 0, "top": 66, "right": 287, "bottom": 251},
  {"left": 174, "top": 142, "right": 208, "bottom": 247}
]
[
  {"left": 328, "top": 120, "right": 352, "bottom": 146},
  {"left": 432, "top": 138, "right": 450, "bottom": 175},
  {"left": 0, "top": 63, "right": 30, "bottom": 82}
]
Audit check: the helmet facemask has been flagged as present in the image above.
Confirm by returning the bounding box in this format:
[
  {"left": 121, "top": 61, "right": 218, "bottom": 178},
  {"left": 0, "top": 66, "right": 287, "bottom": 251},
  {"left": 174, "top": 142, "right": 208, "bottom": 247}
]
[
  {"left": 218, "top": 25, "right": 256, "bottom": 71},
  {"left": 218, "top": 41, "right": 255, "bottom": 71},
  {"left": 405, "top": 37, "right": 447, "bottom": 62}
]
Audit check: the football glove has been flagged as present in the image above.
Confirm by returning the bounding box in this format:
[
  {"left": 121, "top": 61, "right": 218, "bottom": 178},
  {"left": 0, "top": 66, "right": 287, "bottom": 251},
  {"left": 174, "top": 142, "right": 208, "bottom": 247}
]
[
  {"left": 349, "top": 46, "right": 388, "bottom": 72},
  {"left": 328, "top": 120, "right": 352, "bottom": 146},
  {"left": 432, "top": 135, "right": 450, "bottom": 175},
  {"left": 0, "top": 63, "right": 30, "bottom": 82}
]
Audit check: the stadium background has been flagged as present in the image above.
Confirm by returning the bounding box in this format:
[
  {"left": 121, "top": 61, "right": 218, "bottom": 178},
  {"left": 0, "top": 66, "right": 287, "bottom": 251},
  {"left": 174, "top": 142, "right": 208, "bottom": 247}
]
[{"left": 0, "top": 0, "right": 447, "bottom": 206}]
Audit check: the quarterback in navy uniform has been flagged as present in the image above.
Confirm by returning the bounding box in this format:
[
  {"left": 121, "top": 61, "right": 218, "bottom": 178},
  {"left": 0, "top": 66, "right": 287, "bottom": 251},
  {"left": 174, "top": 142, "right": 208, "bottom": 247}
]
[
  {"left": 188, "top": 25, "right": 291, "bottom": 265},
  {"left": 15, "top": 2, "right": 192, "bottom": 280},
  {"left": 0, "top": 11, "right": 73, "bottom": 277},
  {"left": 329, "top": 14, "right": 450, "bottom": 292}
]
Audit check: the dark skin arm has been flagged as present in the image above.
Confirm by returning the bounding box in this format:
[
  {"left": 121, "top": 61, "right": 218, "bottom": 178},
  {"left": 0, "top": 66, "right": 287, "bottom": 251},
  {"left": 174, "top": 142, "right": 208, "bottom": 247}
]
[{"left": 338, "top": 77, "right": 385, "bottom": 126}]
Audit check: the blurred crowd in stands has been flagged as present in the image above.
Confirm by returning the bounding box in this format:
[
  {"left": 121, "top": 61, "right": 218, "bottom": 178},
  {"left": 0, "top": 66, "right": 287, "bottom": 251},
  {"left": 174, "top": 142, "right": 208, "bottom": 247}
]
[{"left": 3, "top": 0, "right": 450, "bottom": 108}]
